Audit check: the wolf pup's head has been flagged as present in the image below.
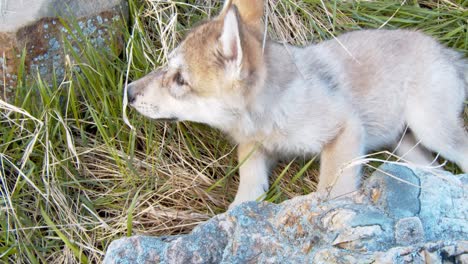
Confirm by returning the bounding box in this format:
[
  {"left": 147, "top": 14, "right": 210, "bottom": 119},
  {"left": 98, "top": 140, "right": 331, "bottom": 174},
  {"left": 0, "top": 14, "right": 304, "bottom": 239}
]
[{"left": 127, "top": 0, "right": 265, "bottom": 130}]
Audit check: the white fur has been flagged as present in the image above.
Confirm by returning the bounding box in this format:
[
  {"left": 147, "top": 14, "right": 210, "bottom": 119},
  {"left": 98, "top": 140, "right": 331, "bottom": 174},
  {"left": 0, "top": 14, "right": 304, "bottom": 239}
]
[
  {"left": 128, "top": 24, "right": 468, "bottom": 207},
  {"left": 230, "top": 143, "right": 270, "bottom": 207},
  {"left": 220, "top": 9, "right": 242, "bottom": 62},
  {"left": 220, "top": 7, "right": 243, "bottom": 79}
]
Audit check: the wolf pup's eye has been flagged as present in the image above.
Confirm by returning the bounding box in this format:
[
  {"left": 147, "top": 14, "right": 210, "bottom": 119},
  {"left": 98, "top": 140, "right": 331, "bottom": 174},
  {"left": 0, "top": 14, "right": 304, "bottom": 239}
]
[{"left": 174, "top": 72, "right": 186, "bottom": 86}]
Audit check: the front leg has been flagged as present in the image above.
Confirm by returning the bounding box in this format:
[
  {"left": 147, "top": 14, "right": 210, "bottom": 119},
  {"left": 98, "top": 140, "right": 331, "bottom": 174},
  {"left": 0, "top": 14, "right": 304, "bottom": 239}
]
[
  {"left": 230, "top": 142, "right": 271, "bottom": 208},
  {"left": 318, "top": 117, "right": 364, "bottom": 198}
]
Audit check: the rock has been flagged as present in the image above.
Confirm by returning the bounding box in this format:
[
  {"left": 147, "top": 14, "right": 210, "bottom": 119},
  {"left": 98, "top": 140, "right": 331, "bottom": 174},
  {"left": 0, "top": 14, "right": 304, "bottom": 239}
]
[
  {"left": 395, "top": 217, "right": 425, "bottom": 246},
  {"left": 104, "top": 164, "right": 468, "bottom": 263},
  {"left": 0, "top": 0, "right": 128, "bottom": 100},
  {"left": 457, "top": 254, "right": 468, "bottom": 263},
  {"left": 366, "top": 165, "right": 421, "bottom": 219}
]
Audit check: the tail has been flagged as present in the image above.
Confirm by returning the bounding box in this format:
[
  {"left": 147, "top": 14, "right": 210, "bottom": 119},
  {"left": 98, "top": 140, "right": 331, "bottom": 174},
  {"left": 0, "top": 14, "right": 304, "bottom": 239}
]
[
  {"left": 444, "top": 47, "right": 468, "bottom": 97},
  {"left": 455, "top": 54, "right": 468, "bottom": 97},
  {"left": 464, "top": 65, "right": 468, "bottom": 97}
]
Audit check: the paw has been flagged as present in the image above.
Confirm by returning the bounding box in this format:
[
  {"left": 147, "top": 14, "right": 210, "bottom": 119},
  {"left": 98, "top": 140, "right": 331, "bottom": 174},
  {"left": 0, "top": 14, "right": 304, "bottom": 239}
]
[{"left": 229, "top": 186, "right": 267, "bottom": 210}]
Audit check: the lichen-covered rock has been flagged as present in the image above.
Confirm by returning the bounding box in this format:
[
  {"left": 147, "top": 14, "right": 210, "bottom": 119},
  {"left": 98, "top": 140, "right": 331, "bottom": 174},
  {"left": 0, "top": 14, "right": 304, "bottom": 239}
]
[
  {"left": 0, "top": 0, "right": 128, "bottom": 100},
  {"left": 394, "top": 217, "right": 425, "bottom": 246},
  {"left": 104, "top": 164, "right": 468, "bottom": 263}
]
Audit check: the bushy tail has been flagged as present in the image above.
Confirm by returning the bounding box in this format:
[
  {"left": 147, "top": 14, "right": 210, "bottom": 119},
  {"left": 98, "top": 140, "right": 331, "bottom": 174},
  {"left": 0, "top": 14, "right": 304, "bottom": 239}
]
[
  {"left": 446, "top": 48, "right": 468, "bottom": 98},
  {"left": 464, "top": 65, "right": 468, "bottom": 97},
  {"left": 458, "top": 58, "right": 468, "bottom": 98}
]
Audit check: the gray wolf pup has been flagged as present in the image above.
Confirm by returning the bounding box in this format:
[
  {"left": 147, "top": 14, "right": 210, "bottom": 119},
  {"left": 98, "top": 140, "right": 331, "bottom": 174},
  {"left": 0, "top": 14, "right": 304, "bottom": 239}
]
[{"left": 127, "top": 0, "right": 468, "bottom": 207}]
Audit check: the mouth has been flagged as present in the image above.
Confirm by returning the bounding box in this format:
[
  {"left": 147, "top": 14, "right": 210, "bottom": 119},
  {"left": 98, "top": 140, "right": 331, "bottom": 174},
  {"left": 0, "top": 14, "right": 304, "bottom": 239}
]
[{"left": 153, "top": 117, "right": 179, "bottom": 122}]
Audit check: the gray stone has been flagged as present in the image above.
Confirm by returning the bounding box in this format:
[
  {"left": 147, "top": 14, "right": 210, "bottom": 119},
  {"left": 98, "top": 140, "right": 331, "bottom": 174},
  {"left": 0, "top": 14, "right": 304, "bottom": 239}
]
[
  {"left": 457, "top": 254, "right": 468, "bottom": 264},
  {"left": 104, "top": 164, "right": 468, "bottom": 263},
  {"left": 0, "top": 0, "right": 127, "bottom": 100},
  {"left": 395, "top": 217, "right": 425, "bottom": 246},
  {"left": 366, "top": 164, "right": 421, "bottom": 218},
  {"left": 0, "top": 0, "right": 124, "bottom": 32},
  {"left": 417, "top": 171, "right": 468, "bottom": 242}
]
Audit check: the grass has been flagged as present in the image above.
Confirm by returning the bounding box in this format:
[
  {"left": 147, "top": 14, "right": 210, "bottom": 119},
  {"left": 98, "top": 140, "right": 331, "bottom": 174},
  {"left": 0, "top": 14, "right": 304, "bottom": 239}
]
[{"left": 1, "top": 0, "right": 467, "bottom": 262}]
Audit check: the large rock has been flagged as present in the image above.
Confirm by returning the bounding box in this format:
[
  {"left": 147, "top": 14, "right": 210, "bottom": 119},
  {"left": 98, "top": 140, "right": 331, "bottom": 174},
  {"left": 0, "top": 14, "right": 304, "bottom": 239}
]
[
  {"left": 104, "top": 164, "right": 468, "bottom": 263},
  {"left": 0, "top": 0, "right": 127, "bottom": 100}
]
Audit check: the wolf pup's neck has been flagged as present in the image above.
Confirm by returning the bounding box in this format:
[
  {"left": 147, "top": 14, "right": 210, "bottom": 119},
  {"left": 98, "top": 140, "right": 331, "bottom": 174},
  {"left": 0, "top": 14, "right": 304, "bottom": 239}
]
[{"left": 223, "top": 40, "right": 305, "bottom": 142}]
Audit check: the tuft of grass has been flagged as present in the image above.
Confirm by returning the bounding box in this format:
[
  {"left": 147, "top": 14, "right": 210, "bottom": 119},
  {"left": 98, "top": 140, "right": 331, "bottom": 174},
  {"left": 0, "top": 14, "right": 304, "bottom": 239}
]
[{"left": 0, "top": 0, "right": 466, "bottom": 262}]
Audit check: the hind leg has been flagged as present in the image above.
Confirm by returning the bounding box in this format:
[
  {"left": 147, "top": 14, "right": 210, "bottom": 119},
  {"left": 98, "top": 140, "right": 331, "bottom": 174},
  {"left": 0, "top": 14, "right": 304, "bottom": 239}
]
[
  {"left": 407, "top": 112, "right": 468, "bottom": 172},
  {"left": 393, "top": 131, "right": 439, "bottom": 167},
  {"left": 405, "top": 60, "right": 468, "bottom": 172}
]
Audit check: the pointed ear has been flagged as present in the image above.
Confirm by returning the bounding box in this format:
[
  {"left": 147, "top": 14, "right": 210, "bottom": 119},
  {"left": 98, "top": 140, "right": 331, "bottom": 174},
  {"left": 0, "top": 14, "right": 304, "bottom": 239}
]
[
  {"left": 219, "top": 0, "right": 263, "bottom": 33},
  {"left": 232, "top": 0, "right": 264, "bottom": 33},
  {"left": 219, "top": 0, "right": 233, "bottom": 17},
  {"left": 219, "top": 6, "right": 242, "bottom": 67}
]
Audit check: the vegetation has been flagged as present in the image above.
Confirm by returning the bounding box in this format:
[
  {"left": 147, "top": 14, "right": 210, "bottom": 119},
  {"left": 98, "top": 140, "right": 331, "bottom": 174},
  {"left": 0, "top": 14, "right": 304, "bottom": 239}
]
[{"left": 1, "top": 0, "right": 466, "bottom": 262}]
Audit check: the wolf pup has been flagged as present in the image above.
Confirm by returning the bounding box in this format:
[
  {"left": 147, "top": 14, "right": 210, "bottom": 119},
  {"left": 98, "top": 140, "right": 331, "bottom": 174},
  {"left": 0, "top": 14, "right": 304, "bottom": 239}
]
[{"left": 127, "top": 0, "right": 468, "bottom": 207}]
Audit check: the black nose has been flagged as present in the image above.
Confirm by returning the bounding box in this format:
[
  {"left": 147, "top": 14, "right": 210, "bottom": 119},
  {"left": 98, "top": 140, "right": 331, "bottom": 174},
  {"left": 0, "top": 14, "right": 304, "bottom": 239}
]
[{"left": 126, "top": 83, "right": 136, "bottom": 104}]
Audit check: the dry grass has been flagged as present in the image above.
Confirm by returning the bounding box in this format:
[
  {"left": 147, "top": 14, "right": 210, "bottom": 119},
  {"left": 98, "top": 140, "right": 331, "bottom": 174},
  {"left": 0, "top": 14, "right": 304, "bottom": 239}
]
[{"left": 0, "top": 0, "right": 467, "bottom": 262}]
